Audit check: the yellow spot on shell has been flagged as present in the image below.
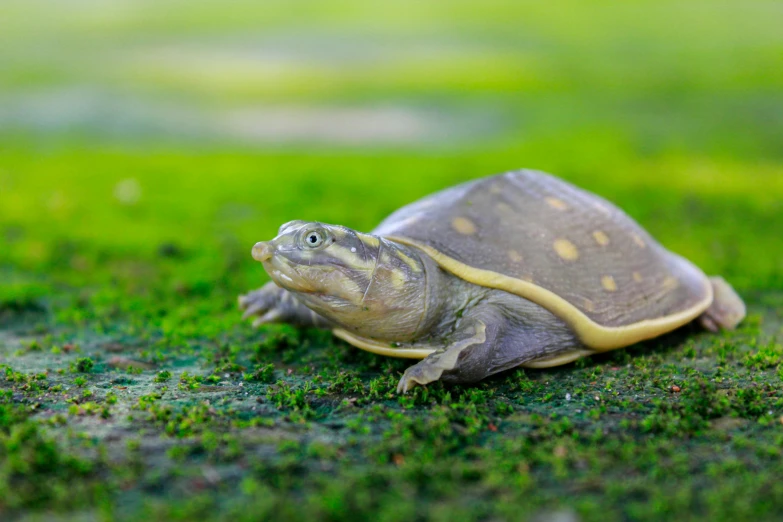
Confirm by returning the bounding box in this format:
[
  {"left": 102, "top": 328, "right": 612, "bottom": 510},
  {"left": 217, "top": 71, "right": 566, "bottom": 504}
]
[
  {"left": 496, "top": 202, "right": 513, "bottom": 214},
  {"left": 490, "top": 184, "right": 502, "bottom": 194},
  {"left": 583, "top": 298, "right": 595, "bottom": 312},
  {"left": 633, "top": 234, "right": 646, "bottom": 248},
  {"left": 633, "top": 272, "right": 643, "bottom": 282},
  {"left": 452, "top": 217, "right": 477, "bottom": 235},
  {"left": 601, "top": 275, "right": 617, "bottom": 292},
  {"left": 553, "top": 239, "right": 579, "bottom": 261},
  {"left": 545, "top": 197, "right": 568, "bottom": 210},
  {"left": 663, "top": 276, "right": 678, "bottom": 290},
  {"left": 508, "top": 250, "right": 523, "bottom": 263},
  {"left": 592, "top": 230, "right": 610, "bottom": 246}
]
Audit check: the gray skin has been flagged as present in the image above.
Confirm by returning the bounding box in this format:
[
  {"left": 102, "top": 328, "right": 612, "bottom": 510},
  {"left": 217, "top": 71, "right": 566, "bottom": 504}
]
[{"left": 240, "top": 220, "right": 585, "bottom": 393}]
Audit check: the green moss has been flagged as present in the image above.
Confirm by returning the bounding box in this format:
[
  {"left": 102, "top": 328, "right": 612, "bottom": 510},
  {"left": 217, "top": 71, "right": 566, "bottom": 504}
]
[
  {"left": 244, "top": 363, "right": 276, "bottom": 384},
  {"left": 71, "top": 358, "right": 95, "bottom": 373},
  {"left": 154, "top": 370, "right": 172, "bottom": 383},
  {"left": 178, "top": 372, "right": 202, "bottom": 391},
  {"left": 0, "top": 400, "right": 107, "bottom": 510}
]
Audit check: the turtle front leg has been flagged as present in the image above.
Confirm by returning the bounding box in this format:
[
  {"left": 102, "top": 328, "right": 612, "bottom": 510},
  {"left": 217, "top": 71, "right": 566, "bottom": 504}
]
[
  {"left": 397, "top": 303, "right": 510, "bottom": 394},
  {"left": 239, "top": 282, "right": 331, "bottom": 328},
  {"left": 397, "top": 298, "right": 583, "bottom": 394},
  {"left": 397, "top": 319, "right": 492, "bottom": 394}
]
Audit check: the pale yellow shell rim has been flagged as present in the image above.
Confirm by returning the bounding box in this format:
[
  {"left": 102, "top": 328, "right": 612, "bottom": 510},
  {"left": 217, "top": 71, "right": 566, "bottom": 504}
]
[
  {"left": 332, "top": 329, "right": 433, "bottom": 360},
  {"left": 389, "top": 236, "right": 714, "bottom": 351},
  {"left": 332, "top": 328, "right": 595, "bottom": 368}
]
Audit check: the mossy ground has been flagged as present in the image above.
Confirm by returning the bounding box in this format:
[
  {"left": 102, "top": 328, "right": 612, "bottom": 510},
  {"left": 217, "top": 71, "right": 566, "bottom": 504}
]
[{"left": 2, "top": 1, "right": 783, "bottom": 520}]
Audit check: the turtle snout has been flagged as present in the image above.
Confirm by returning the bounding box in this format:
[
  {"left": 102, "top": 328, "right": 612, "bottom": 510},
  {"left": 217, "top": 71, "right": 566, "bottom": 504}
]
[{"left": 252, "top": 242, "right": 274, "bottom": 262}]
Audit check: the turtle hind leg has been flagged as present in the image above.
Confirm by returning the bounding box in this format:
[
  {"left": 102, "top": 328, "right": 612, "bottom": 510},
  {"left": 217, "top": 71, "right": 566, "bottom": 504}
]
[{"left": 699, "top": 276, "right": 746, "bottom": 332}]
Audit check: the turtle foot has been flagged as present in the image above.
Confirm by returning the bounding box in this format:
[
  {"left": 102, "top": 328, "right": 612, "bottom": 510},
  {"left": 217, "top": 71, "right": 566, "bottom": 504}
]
[
  {"left": 699, "top": 276, "right": 746, "bottom": 332},
  {"left": 396, "top": 362, "right": 446, "bottom": 394},
  {"left": 238, "top": 283, "right": 290, "bottom": 327},
  {"left": 239, "top": 282, "right": 330, "bottom": 329}
]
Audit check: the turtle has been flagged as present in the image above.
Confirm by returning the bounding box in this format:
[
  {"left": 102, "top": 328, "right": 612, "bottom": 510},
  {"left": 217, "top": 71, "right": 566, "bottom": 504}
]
[{"left": 239, "top": 170, "right": 746, "bottom": 393}]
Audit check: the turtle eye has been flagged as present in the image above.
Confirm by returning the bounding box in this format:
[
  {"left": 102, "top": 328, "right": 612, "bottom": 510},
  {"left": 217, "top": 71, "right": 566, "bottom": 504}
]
[{"left": 302, "top": 229, "right": 326, "bottom": 249}]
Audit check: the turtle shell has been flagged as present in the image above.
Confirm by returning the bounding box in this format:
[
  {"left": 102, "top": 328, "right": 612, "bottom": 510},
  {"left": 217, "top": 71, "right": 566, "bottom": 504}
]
[{"left": 374, "top": 170, "right": 713, "bottom": 351}]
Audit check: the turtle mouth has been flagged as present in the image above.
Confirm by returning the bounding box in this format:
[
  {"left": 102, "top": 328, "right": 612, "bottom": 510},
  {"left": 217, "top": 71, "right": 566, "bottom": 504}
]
[{"left": 262, "top": 256, "right": 317, "bottom": 294}]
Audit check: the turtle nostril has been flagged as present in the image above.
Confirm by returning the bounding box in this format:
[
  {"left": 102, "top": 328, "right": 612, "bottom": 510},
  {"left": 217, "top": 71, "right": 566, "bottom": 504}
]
[{"left": 252, "top": 242, "right": 273, "bottom": 262}]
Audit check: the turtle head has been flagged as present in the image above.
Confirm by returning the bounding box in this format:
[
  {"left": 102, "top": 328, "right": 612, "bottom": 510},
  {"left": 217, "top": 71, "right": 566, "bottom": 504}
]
[
  {"left": 252, "top": 220, "right": 371, "bottom": 297},
  {"left": 252, "top": 220, "right": 432, "bottom": 341}
]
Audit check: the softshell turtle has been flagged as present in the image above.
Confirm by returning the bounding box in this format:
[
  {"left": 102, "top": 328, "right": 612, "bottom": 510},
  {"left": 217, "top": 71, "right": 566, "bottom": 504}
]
[{"left": 239, "top": 170, "right": 745, "bottom": 393}]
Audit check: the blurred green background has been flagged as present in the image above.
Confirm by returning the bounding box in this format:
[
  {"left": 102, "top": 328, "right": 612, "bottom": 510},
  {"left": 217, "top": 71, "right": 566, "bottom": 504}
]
[
  {"left": 1, "top": 1, "right": 783, "bottom": 520},
  {"left": 2, "top": 0, "right": 781, "bottom": 294}
]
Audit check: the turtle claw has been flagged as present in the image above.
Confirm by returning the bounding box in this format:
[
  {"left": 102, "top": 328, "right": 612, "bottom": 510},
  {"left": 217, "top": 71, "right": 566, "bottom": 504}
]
[
  {"left": 396, "top": 376, "right": 415, "bottom": 394},
  {"left": 252, "top": 309, "right": 283, "bottom": 328},
  {"left": 240, "top": 283, "right": 329, "bottom": 329},
  {"left": 239, "top": 283, "right": 287, "bottom": 326},
  {"left": 396, "top": 376, "right": 419, "bottom": 395},
  {"left": 242, "top": 300, "right": 268, "bottom": 320},
  {"left": 396, "top": 362, "right": 445, "bottom": 394}
]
